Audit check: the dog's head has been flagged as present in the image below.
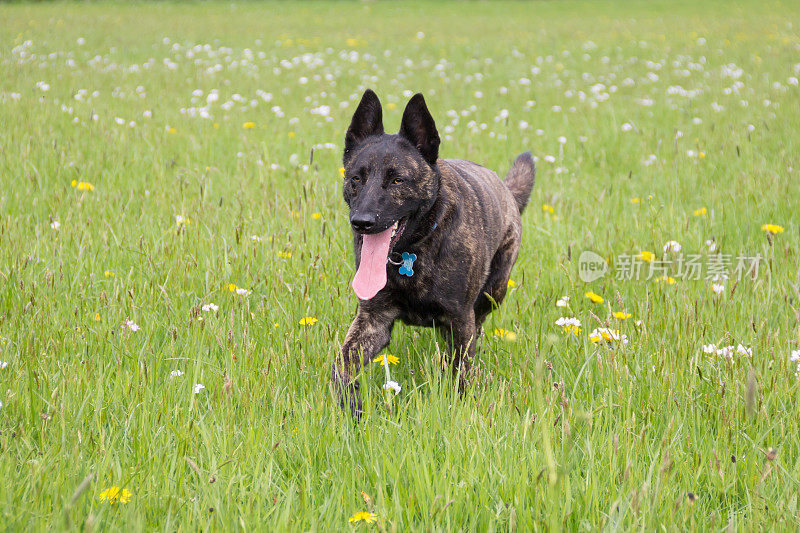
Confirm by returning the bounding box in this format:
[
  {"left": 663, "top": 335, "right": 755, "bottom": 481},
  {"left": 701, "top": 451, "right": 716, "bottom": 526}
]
[{"left": 342, "top": 89, "right": 440, "bottom": 245}]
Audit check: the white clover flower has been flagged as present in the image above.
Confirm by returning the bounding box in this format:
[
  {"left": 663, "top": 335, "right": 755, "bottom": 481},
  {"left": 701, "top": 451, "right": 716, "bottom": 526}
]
[
  {"left": 50, "top": 221, "right": 61, "bottom": 230},
  {"left": 170, "top": 370, "right": 184, "bottom": 378},
  {"left": 789, "top": 350, "right": 800, "bottom": 362},
  {"left": 201, "top": 303, "right": 219, "bottom": 312},
  {"left": 193, "top": 383, "right": 205, "bottom": 394},
  {"left": 383, "top": 381, "right": 401, "bottom": 394},
  {"left": 122, "top": 320, "right": 140, "bottom": 332},
  {"left": 556, "top": 296, "right": 570, "bottom": 308},
  {"left": 663, "top": 240, "right": 681, "bottom": 253}
]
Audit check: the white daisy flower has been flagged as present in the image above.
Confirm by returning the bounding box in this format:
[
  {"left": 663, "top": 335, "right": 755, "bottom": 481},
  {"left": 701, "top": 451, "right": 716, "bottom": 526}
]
[{"left": 382, "top": 381, "right": 401, "bottom": 394}]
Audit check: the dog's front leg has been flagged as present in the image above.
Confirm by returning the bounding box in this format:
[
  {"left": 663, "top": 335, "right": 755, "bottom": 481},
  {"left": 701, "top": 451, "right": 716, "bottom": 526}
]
[
  {"left": 444, "top": 311, "right": 477, "bottom": 390},
  {"left": 332, "top": 306, "right": 396, "bottom": 416}
]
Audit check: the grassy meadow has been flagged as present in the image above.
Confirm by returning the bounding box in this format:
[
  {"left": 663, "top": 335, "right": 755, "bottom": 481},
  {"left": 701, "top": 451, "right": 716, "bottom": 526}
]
[{"left": 1, "top": 0, "right": 800, "bottom": 530}]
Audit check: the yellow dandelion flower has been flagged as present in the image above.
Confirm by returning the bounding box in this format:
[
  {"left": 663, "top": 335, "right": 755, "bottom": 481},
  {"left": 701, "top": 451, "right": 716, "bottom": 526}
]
[
  {"left": 492, "top": 328, "right": 517, "bottom": 342},
  {"left": 638, "top": 251, "right": 655, "bottom": 262},
  {"left": 372, "top": 353, "right": 399, "bottom": 365},
  {"left": 299, "top": 316, "right": 318, "bottom": 326},
  {"left": 104, "top": 270, "right": 115, "bottom": 278},
  {"left": 71, "top": 179, "right": 77, "bottom": 187},
  {"left": 654, "top": 275, "right": 677, "bottom": 285},
  {"left": 542, "top": 204, "right": 555, "bottom": 214},
  {"left": 584, "top": 291, "right": 604, "bottom": 304},
  {"left": 761, "top": 224, "right": 784, "bottom": 235},
  {"left": 168, "top": 127, "right": 177, "bottom": 134},
  {"left": 288, "top": 131, "right": 296, "bottom": 138},
  {"left": 312, "top": 212, "right": 322, "bottom": 220},
  {"left": 612, "top": 311, "right": 632, "bottom": 320},
  {"left": 694, "top": 207, "right": 707, "bottom": 217},
  {"left": 349, "top": 511, "right": 377, "bottom": 524},
  {"left": 507, "top": 279, "right": 517, "bottom": 288},
  {"left": 562, "top": 324, "right": 582, "bottom": 336},
  {"left": 243, "top": 121, "right": 255, "bottom": 129},
  {"left": 339, "top": 167, "right": 346, "bottom": 177},
  {"left": 698, "top": 151, "right": 706, "bottom": 159},
  {"left": 630, "top": 197, "right": 640, "bottom": 204},
  {"left": 98, "top": 486, "right": 132, "bottom": 504},
  {"left": 228, "top": 283, "right": 238, "bottom": 292},
  {"left": 277, "top": 251, "right": 292, "bottom": 259},
  {"left": 387, "top": 102, "right": 397, "bottom": 110},
  {"left": 213, "top": 123, "right": 220, "bottom": 129}
]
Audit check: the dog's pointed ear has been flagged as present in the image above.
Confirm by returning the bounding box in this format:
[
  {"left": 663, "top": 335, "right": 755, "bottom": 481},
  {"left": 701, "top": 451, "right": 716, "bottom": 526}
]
[
  {"left": 399, "top": 93, "right": 440, "bottom": 166},
  {"left": 344, "top": 89, "right": 384, "bottom": 158}
]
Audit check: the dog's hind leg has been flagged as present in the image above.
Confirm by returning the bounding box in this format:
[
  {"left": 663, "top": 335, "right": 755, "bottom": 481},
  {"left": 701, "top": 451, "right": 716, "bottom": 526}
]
[
  {"left": 442, "top": 311, "right": 477, "bottom": 391},
  {"left": 333, "top": 306, "right": 397, "bottom": 416},
  {"left": 473, "top": 230, "right": 521, "bottom": 330}
]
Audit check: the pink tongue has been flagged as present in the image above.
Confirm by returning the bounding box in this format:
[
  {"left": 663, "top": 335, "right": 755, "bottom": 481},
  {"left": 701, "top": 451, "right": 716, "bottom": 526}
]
[{"left": 352, "top": 227, "right": 393, "bottom": 300}]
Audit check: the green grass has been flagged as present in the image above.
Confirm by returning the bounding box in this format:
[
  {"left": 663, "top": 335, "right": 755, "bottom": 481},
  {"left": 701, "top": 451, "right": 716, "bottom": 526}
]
[{"left": 1, "top": 0, "right": 799, "bottom": 530}]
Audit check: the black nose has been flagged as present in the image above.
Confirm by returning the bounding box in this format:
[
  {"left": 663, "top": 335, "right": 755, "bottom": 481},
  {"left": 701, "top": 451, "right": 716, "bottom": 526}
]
[{"left": 350, "top": 213, "right": 377, "bottom": 233}]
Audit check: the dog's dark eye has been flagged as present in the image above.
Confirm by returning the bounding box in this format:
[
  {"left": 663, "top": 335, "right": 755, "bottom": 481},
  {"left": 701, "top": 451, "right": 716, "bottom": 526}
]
[
  {"left": 351, "top": 175, "right": 361, "bottom": 183},
  {"left": 392, "top": 177, "right": 404, "bottom": 185}
]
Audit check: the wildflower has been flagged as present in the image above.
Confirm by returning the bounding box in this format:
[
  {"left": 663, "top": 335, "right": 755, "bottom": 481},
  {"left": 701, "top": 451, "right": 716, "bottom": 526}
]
[
  {"left": 556, "top": 295, "right": 570, "bottom": 307},
  {"left": 193, "top": 383, "right": 205, "bottom": 394},
  {"left": 98, "top": 486, "right": 132, "bottom": 504},
  {"left": 168, "top": 127, "right": 177, "bottom": 134},
  {"left": 122, "top": 320, "right": 140, "bottom": 332},
  {"left": 638, "top": 251, "right": 655, "bottom": 262},
  {"left": 251, "top": 235, "right": 263, "bottom": 243},
  {"left": 243, "top": 121, "right": 255, "bottom": 129},
  {"left": 339, "top": 167, "right": 345, "bottom": 177},
  {"left": 372, "top": 353, "right": 399, "bottom": 366},
  {"left": 170, "top": 370, "right": 184, "bottom": 378},
  {"left": 612, "top": 311, "right": 632, "bottom": 320},
  {"left": 790, "top": 350, "right": 800, "bottom": 362},
  {"left": 663, "top": 241, "right": 681, "bottom": 253},
  {"left": 507, "top": 279, "right": 517, "bottom": 288},
  {"left": 277, "top": 251, "right": 292, "bottom": 258},
  {"left": 584, "top": 291, "right": 604, "bottom": 304},
  {"left": 202, "top": 303, "right": 219, "bottom": 312},
  {"left": 349, "top": 511, "right": 377, "bottom": 524},
  {"left": 492, "top": 328, "right": 517, "bottom": 341},
  {"left": 383, "top": 381, "right": 401, "bottom": 394},
  {"left": 630, "top": 197, "right": 641, "bottom": 204},
  {"left": 0, "top": 361, "right": 7, "bottom": 369},
  {"left": 176, "top": 215, "right": 191, "bottom": 226},
  {"left": 711, "top": 284, "right": 725, "bottom": 295},
  {"left": 235, "top": 288, "right": 251, "bottom": 296},
  {"left": 589, "top": 328, "right": 628, "bottom": 345},
  {"left": 50, "top": 221, "right": 61, "bottom": 230},
  {"left": 555, "top": 317, "right": 582, "bottom": 336},
  {"left": 705, "top": 239, "right": 717, "bottom": 252},
  {"left": 761, "top": 224, "right": 784, "bottom": 235},
  {"left": 542, "top": 204, "right": 555, "bottom": 214},
  {"left": 312, "top": 212, "right": 322, "bottom": 220},
  {"left": 654, "top": 275, "right": 677, "bottom": 285},
  {"left": 94, "top": 312, "right": 101, "bottom": 321},
  {"left": 104, "top": 270, "right": 115, "bottom": 278},
  {"left": 694, "top": 207, "right": 707, "bottom": 216},
  {"left": 702, "top": 344, "right": 717, "bottom": 354},
  {"left": 299, "top": 316, "right": 318, "bottom": 326},
  {"left": 72, "top": 181, "right": 95, "bottom": 191}
]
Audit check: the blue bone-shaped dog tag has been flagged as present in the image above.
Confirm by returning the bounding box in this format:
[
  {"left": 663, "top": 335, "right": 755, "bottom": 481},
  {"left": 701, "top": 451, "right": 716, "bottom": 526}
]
[{"left": 398, "top": 252, "right": 416, "bottom": 277}]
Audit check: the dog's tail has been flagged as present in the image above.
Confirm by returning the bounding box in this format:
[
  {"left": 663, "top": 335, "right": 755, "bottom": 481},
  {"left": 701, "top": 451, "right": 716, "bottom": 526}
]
[{"left": 504, "top": 151, "right": 536, "bottom": 214}]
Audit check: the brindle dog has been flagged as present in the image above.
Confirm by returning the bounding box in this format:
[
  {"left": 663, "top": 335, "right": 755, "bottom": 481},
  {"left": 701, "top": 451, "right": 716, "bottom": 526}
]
[{"left": 333, "top": 89, "right": 535, "bottom": 415}]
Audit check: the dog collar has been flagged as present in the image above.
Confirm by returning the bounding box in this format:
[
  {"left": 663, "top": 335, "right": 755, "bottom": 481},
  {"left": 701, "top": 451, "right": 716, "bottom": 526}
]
[{"left": 387, "top": 251, "right": 416, "bottom": 276}]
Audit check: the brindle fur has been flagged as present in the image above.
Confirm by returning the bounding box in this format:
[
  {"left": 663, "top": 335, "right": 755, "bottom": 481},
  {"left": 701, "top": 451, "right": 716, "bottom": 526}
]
[{"left": 333, "top": 89, "right": 535, "bottom": 415}]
